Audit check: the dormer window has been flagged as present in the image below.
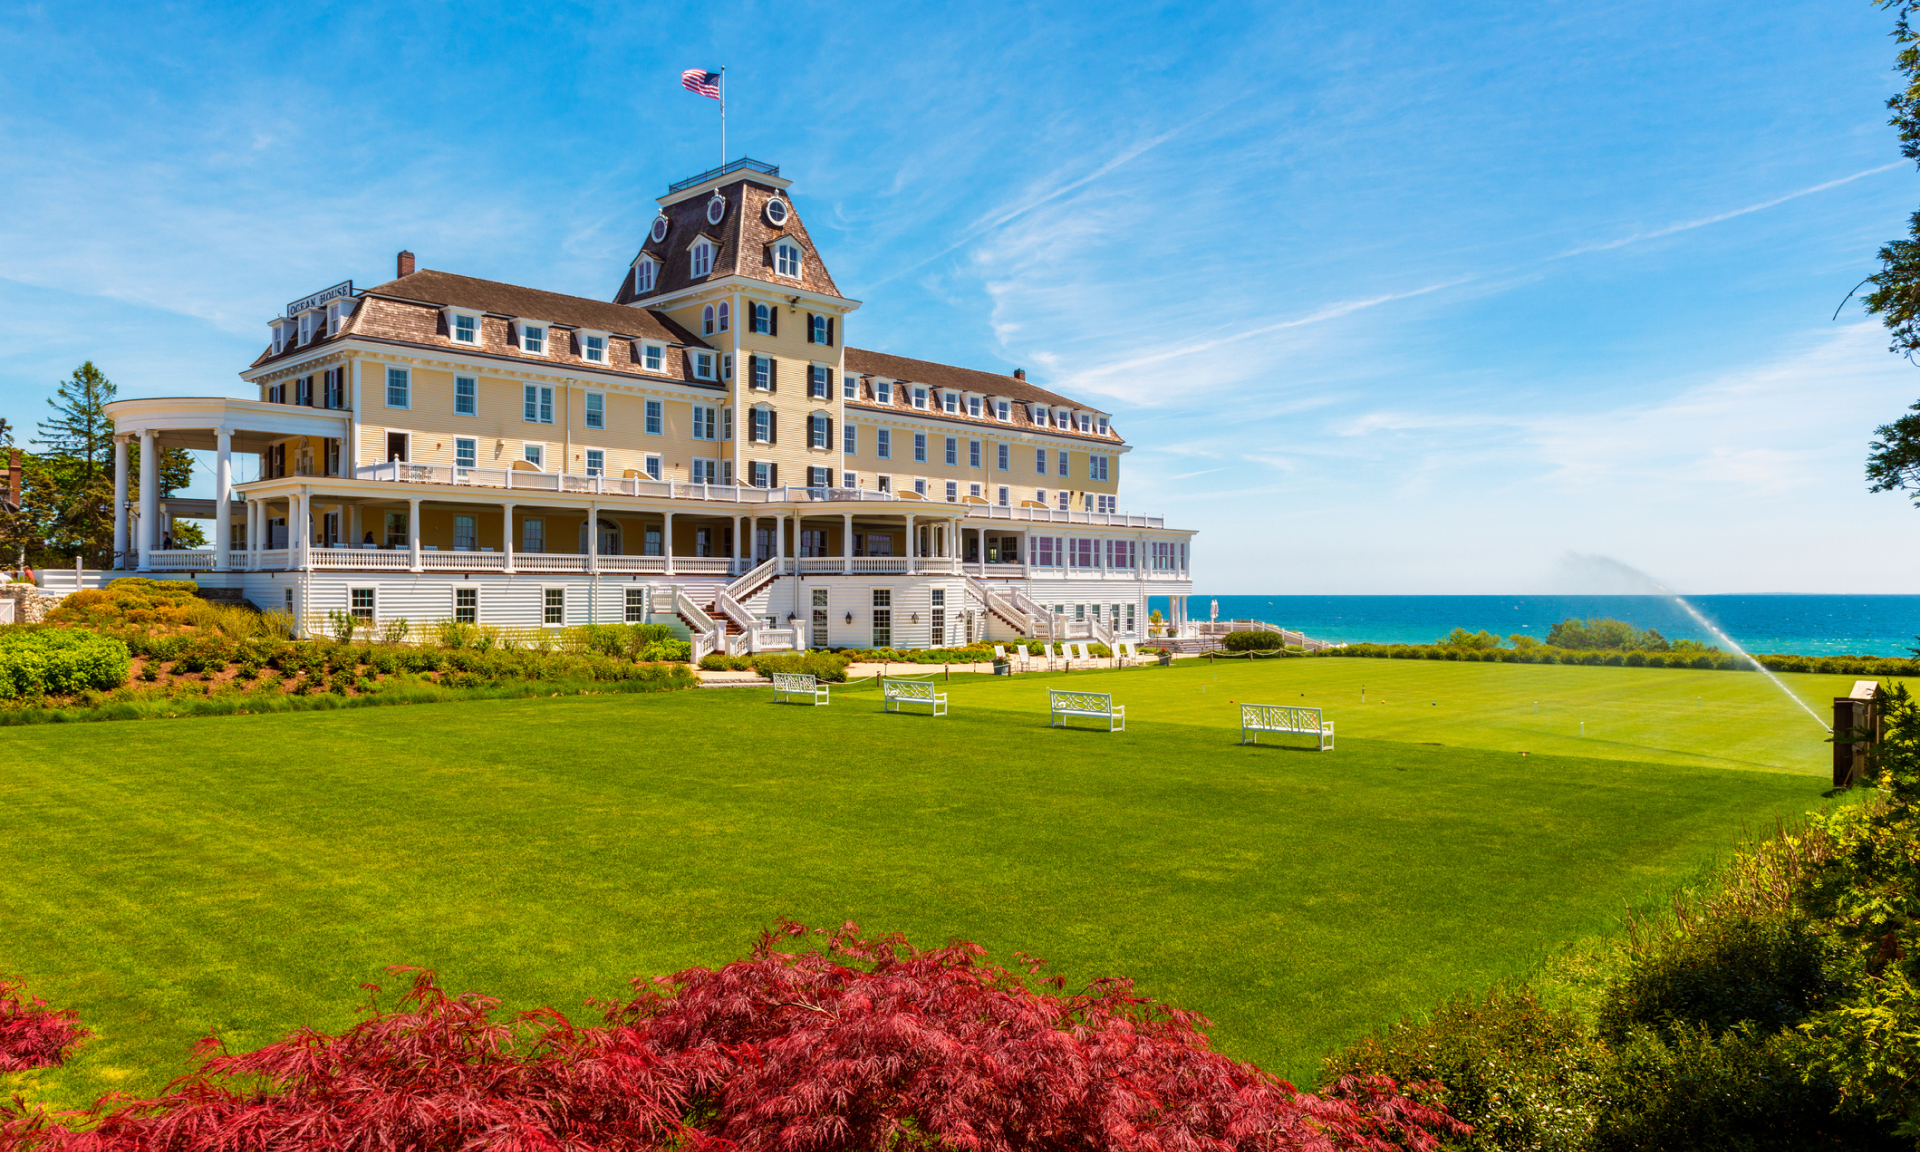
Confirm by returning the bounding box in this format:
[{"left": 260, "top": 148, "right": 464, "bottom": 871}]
[
  {"left": 271, "top": 320, "right": 293, "bottom": 355},
  {"left": 1096, "top": 416, "right": 1109, "bottom": 435},
  {"left": 1031, "top": 405, "right": 1049, "bottom": 427},
  {"left": 693, "top": 351, "right": 716, "bottom": 380},
  {"left": 447, "top": 309, "right": 481, "bottom": 345},
  {"left": 706, "top": 192, "right": 726, "bottom": 226},
  {"left": 1078, "top": 412, "right": 1092, "bottom": 432},
  {"left": 690, "top": 237, "right": 715, "bottom": 278},
  {"left": 967, "top": 395, "right": 982, "bottom": 418},
  {"left": 638, "top": 341, "right": 664, "bottom": 372},
  {"left": 774, "top": 240, "right": 802, "bottom": 278},
  {"left": 633, "top": 258, "right": 658, "bottom": 295},
  {"left": 876, "top": 380, "right": 892, "bottom": 404},
  {"left": 327, "top": 298, "right": 354, "bottom": 336},
  {"left": 942, "top": 391, "right": 959, "bottom": 414},
  {"left": 298, "top": 311, "right": 317, "bottom": 346},
  {"left": 911, "top": 386, "right": 928, "bottom": 410},
  {"left": 580, "top": 332, "right": 608, "bottom": 364},
  {"left": 516, "top": 321, "right": 547, "bottom": 355},
  {"left": 996, "top": 400, "right": 1012, "bottom": 422}
]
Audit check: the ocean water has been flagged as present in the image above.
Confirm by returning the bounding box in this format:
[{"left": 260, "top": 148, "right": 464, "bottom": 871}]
[{"left": 1144, "top": 595, "right": 1920, "bottom": 658}]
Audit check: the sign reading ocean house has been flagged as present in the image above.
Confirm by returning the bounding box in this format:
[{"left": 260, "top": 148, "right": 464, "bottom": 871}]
[{"left": 103, "top": 159, "right": 1198, "bottom": 655}]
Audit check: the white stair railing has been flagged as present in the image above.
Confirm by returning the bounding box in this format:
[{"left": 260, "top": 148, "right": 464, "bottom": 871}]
[
  {"left": 725, "top": 556, "right": 780, "bottom": 600},
  {"left": 675, "top": 587, "right": 717, "bottom": 633},
  {"left": 714, "top": 587, "right": 757, "bottom": 632},
  {"left": 963, "top": 575, "right": 1032, "bottom": 636},
  {"left": 1009, "top": 589, "right": 1054, "bottom": 638}
]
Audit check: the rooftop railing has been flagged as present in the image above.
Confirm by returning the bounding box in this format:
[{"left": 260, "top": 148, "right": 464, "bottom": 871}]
[{"left": 667, "top": 157, "right": 780, "bottom": 193}]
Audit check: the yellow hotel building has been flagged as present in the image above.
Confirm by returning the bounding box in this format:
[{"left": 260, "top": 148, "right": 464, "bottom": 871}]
[{"left": 102, "top": 159, "right": 1198, "bottom": 651}]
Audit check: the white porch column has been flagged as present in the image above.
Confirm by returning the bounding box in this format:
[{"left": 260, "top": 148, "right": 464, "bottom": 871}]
[
  {"left": 408, "top": 497, "right": 422, "bottom": 572},
  {"left": 737, "top": 514, "right": 750, "bottom": 572},
  {"left": 502, "top": 503, "right": 516, "bottom": 574},
  {"left": 904, "top": 513, "right": 914, "bottom": 573},
  {"left": 775, "top": 510, "right": 786, "bottom": 572},
  {"left": 136, "top": 429, "right": 157, "bottom": 570},
  {"left": 214, "top": 428, "right": 232, "bottom": 571},
  {"left": 588, "top": 501, "right": 599, "bottom": 573},
  {"left": 842, "top": 513, "right": 853, "bottom": 575},
  {"left": 246, "top": 499, "right": 259, "bottom": 570},
  {"left": 112, "top": 437, "right": 129, "bottom": 568},
  {"left": 663, "top": 511, "right": 674, "bottom": 575}
]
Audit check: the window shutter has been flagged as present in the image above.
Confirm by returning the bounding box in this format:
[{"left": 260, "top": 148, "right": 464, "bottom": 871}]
[
  {"left": 769, "top": 358, "right": 778, "bottom": 392},
  {"left": 769, "top": 307, "right": 777, "bottom": 337},
  {"left": 805, "top": 313, "right": 815, "bottom": 344},
  {"left": 770, "top": 463, "right": 779, "bottom": 489},
  {"left": 769, "top": 411, "right": 778, "bottom": 444},
  {"left": 826, "top": 416, "right": 834, "bottom": 449},
  {"left": 827, "top": 317, "right": 835, "bottom": 346}
]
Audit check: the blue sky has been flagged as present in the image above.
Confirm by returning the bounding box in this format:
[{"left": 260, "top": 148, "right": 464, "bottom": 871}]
[{"left": 2, "top": 0, "right": 1916, "bottom": 593}]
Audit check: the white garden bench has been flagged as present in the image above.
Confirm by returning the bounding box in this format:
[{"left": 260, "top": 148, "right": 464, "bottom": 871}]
[
  {"left": 772, "top": 672, "right": 829, "bottom": 706},
  {"left": 883, "top": 677, "right": 948, "bottom": 716},
  {"left": 1241, "top": 703, "right": 1333, "bottom": 750},
  {"left": 1050, "top": 688, "right": 1125, "bottom": 732}
]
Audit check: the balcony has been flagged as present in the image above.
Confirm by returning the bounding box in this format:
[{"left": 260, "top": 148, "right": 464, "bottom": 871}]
[{"left": 345, "top": 462, "right": 1166, "bottom": 528}]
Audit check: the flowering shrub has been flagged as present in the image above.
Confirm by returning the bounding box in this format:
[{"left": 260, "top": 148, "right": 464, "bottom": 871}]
[
  {"left": 0, "top": 629, "right": 130, "bottom": 698},
  {"left": 0, "top": 978, "right": 89, "bottom": 1072},
  {"left": 9, "top": 925, "right": 1462, "bottom": 1152}
]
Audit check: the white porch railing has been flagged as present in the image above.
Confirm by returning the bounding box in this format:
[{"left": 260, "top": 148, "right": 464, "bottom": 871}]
[
  {"left": 796, "top": 557, "right": 843, "bottom": 574},
  {"left": 254, "top": 549, "right": 290, "bottom": 570},
  {"left": 599, "top": 555, "right": 668, "bottom": 574},
  {"left": 310, "top": 548, "right": 413, "bottom": 570},
  {"left": 850, "top": 557, "right": 909, "bottom": 574},
  {"left": 147, "top": 550, "right": 215, "bottom": 571},
  {"left": 514, "top": 554, "right": 589, "bottom": 573},
  {"left": 673, "top": 557, "right": 736, "bottom": 576},
  {"left": 714, "top": 588, "right": 757, "bottom": 633},
  {"left": 422, "top": 551, "right": 506, "bottom": 571}
]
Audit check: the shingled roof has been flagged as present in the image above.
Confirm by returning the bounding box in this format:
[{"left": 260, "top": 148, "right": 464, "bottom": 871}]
[
  {"left": 844, "top": 348, "right": 1122, "bottom": 444},
  {"left": 250, "top": 269, "right": 712, "bottom": 379},
  {"left": 613, "top": 177, "right": 843, "bottom": 305}
]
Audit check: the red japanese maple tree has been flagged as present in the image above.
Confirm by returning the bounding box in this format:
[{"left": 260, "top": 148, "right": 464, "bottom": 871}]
[
  {"left": 6, "top": 925, "right": 1463, "bottom": 1152},
  {"left": 0, "top": 979, "right": 89, "bottom": 1073}
]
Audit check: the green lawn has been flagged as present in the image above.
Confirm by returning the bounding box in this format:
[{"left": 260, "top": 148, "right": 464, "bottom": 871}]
[{"left": 0, "top": 657, "right": 1861, "bottom": 1106}]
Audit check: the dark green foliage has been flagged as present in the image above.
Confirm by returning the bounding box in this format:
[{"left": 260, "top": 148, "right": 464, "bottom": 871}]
[
  {"left": 749, "top": 652, "right": 851, "bottom": 682},
  {"left": 1591, "top": 1025, "right": 1896, "bottom": 1152},
  {"left": 1598, "top": 915, "right": 1838, "bottom": 1042},
  {"left": 1222, "top": 630, "right": 1283, "bottom": 651},
  {"left": 1546, "top": 617, "right": 1670, "bottom": 652},
  {"left": 1324, "top": 987, "right": 1597, "bottom": 1152},
  {"left": 0, "top": 628, "right": 130, "bottom": 698}
]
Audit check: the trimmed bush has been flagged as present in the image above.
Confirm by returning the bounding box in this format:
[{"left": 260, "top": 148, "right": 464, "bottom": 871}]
[
  {"left": 1222, "top": 630, "right": 1283, "bottom": 651},
  {"left": 0, "top": 629, "right": 131, "bottom": 698},
  {"left": 1598, "top": 914, "right": 1838, "bottom": 1042},
  {"left": 749, "top": 652, "right": 850, "bottom": 682}
]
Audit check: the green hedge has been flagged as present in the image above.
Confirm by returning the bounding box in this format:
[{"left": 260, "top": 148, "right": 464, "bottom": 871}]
[
  {"left": 0, "top": 628, "right": 132, "bottom": 698},
  {"left": 1315, "top": 642, "right": 1920, "bottom": 677},
  {"left": 1221, "top": 630, "right": 1284, "bottom": 651}
]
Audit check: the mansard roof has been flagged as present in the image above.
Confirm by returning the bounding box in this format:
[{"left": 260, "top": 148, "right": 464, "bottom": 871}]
[
  {"left": 613, "top": 177, "right": 843, "bottom": 305},
  {"left": 249, "top": 269, "right": 713, "bottom": 383},
  {"left": 844, "top": 348, "right": 1122, "bottom": 444}
]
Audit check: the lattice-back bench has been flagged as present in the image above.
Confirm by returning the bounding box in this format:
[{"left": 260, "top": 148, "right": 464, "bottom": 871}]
[
  {"left": 1241, "top": 703, "right": 1333, "bottom": 750},
  {"left": 1049, "top": 689, "right": 1125, "bottom": 732},
  {"left": 883, "top": 678, "right": 948, "bottom": 716},
  {"left": 772, "top": 672, "right": 830, "bottom": 706}
]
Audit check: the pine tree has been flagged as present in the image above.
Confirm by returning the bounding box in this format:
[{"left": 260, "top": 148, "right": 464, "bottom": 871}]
[{"left": 33, "top": 362, "right": 116, "bottom": 488}]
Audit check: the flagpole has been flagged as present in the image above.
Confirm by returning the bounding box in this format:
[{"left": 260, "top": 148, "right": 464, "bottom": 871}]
[{"left": 720, "top": 66, "right": 727, "bottom": 168}]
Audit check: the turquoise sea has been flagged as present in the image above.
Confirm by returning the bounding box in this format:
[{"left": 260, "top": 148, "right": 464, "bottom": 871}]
[{"left": 1145, "top": 595, "right": 1920, "bottom": 658}]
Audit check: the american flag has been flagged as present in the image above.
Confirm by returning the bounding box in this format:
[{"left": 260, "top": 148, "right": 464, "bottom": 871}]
[{"left": 681, "top": 68, "right": 720, "bottom": 99}]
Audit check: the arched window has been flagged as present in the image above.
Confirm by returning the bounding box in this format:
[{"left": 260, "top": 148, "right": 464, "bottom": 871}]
[
  {"left": 717, "top": 301, "right": 730, "bottom": 332},
  {"left": 702, "top": 304, "right": 716, "bottom": 335}
]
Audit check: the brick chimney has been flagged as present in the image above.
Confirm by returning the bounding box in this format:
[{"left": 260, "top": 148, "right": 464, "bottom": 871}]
[
  {"left": 397, "top": 250, "right": 416, "bottom": 277},
  {"left": 1013, "top": 368, "right": 1026, "bottom": 381}
]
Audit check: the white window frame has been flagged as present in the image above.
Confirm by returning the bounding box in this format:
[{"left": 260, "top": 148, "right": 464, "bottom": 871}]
[
  {"left": 447, "top": 309, "right": 481, "bottom": 346},
  {"left": 385, "top": 366, "right": 410, "bottom": 409},
  {"left": 584, "top": 448, "right": 605, "bottom": 477},
  {"left": 844, "top": 423, "right": 858, "bottom": 455},
  {"left": 876, "top": 380, "right": 892, "bottom": 404},
  {"left": 811, "top": 412, "right": 830, "bottom": 450},
  {"left": 942, "top": 391, "right": 959, "bottom": 414},
  {"left": 454, "top": 375, "right": 478, "bottom": 416},
  {"left": 945, "top": 437, "right": 958, "bottom": 466},
  {"left": 584, "top": 391, "right": 605, "bottom": 429},
  {"left": 996, "top": 399, "right": 1011, "bottom": 422},
  {"left": 523, "top": 384, "right": 554, "bottom": 425},
  {"left": 633, "top": 257, "right": 658, "bottom": 295},
  {"left": 454, "top": 586, "right": 479, "bottom": 624},
  {"left": 645, "top": 399, "right": 663, "bottom": 435},
  {"left": 515, "top": 320, "right": 547, "bottom": 356},
  {"left": 911, "top": 386, "right": 927, "bottom": 410},
  {"left": 691, "top": 404, "right": 717, "bottom": 441},
  {"left": 1090, "top": 455, "right": 1110, "bottom": 482},
  {"left": 690, "top": 237, "right": 715, "bottom": 278},
  {"left": 774, "top": 240, "right": 802, "bottom": 278},
  {"left": 877, "top": 428, "right": 892, "bottom": 460},
  {"left": 969, "top": 440, "right": 982, "bottom": 468},
  {"left": 693, "top": 351, "right": 716, "bottom": 380},
  {"left": 967, "top": 395, "right": 982, "bottom": 418},
  {"left": 913, "top": 432, "right": 927, "bottom": 463},
  {"left": 455, "top": 437, "right": 477, "bottom": 470},
  {"left": 843, "top": 374, "right": 859, "bottom": 400},
  {"left": 523, "top": 443, "right": 545, "bottom": 469},
  {"left": 580, "top": 331, "right": 609, "bottom": 364},
  {"left": 543, "top": 586, "right": 566, "bottom": 627},
  {"left": 645, "top": 453, "right": 663, "bottom": 480},
  {"left": 640, "top": 342, "right": 665, "bottom": 372},
  {"left": 349, "top": 587, "right": 375, "bottom": 622},
  {"left": 997, "top": 443, "right": 1009, "bottom": 471}
]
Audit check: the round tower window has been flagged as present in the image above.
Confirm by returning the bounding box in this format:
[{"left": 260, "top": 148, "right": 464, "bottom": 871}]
[
  {"left": 706, "top": 194, "right": 726, "bottom": 226},
  {"left": 649, "top": 215, "right": 668, "bottom": 243},
  {"left": 765, "top": 196, "right": 789, "bottom": 226}
]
